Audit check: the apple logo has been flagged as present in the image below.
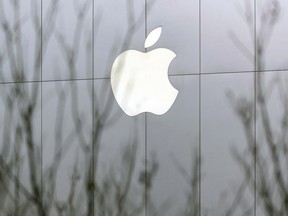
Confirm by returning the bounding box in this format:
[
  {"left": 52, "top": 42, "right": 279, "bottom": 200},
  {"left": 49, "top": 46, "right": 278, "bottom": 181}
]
[{"left": 110, "top": 27, "right": 178, "bottom": 116}]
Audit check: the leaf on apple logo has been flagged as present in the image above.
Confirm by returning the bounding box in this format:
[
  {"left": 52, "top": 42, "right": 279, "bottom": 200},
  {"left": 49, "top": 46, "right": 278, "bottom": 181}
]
[{"left": 144, "top": 27, "right": 162, "bottom": 49}]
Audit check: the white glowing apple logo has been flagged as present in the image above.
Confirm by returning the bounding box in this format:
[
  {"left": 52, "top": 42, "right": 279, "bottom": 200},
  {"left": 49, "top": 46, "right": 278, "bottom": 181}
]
[{"left": 110, "top": 27, "right": 178, "bottom": 116}]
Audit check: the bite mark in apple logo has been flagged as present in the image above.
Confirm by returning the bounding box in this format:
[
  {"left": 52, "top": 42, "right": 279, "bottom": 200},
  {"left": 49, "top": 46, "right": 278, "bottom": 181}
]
[{"left": 110, "top": 27, "right": 178, "bottom": 116}]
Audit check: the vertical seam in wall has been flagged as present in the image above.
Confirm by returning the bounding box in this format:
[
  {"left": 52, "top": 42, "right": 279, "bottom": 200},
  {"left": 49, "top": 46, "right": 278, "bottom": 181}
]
[
  {"left": 254, "top": 0, "right": 257, "bottom": 215},
  {"left": 144, "top": 0, "right": 148, "bottom": 215},
  {"left": 145, "top": 113, "right": 147, "bottom": 216},
  {"left": 40, "top": 0, "right": 43, "bottom": 209},
  {"left": 145, "top": 0, "right": 148, "bottom": 42},
  {"left": 92, "top": 0, "right": 95, "bottom": 214},
  {"left": 199, "top": 0, "right": 202, "bottom": 215}
]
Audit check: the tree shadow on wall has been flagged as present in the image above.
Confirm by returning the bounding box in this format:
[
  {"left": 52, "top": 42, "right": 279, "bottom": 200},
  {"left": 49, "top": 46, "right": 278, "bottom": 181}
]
[
  {"left": 226, "top": 0, "right": 288, "bottom": 215},
  {"left": 0, "top": 0, "right": 161, "bottom": 215}
]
